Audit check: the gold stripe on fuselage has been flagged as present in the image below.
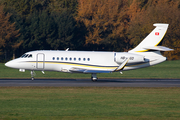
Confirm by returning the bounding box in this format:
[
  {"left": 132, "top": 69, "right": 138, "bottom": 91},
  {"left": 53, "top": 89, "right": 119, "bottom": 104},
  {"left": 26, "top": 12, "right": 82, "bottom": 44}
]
[{"left": 29, "top": 61, "right": 117, "bottom": 70}]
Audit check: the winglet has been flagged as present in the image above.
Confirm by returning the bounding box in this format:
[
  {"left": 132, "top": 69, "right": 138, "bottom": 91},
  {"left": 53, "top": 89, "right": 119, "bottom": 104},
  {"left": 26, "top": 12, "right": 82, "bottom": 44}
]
[{"left": 114, "top": 58, "right": 129, "bottom": 71}]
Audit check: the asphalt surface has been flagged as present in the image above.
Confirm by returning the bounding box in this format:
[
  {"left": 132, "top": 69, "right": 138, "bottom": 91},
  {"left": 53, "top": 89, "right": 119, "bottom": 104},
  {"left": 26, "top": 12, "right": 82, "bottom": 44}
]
[{"left": 0, "top": 78, "right": 180, "bottom": 87}]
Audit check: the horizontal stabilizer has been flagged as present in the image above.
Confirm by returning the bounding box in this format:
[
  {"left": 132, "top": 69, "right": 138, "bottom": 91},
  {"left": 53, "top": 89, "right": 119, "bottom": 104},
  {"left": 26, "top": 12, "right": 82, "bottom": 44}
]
[
  {"left": 114, "top": 58, "right": 129, "bottom": 71},
  {"left": 143, "top": 46, "right": 174, "bottom": 51}
]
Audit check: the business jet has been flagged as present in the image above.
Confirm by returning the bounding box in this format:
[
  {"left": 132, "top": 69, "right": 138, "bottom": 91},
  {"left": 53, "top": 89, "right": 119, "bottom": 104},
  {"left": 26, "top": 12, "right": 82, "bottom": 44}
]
[{"left": 5, "top": 23, "right": 173, "bottom": 81}]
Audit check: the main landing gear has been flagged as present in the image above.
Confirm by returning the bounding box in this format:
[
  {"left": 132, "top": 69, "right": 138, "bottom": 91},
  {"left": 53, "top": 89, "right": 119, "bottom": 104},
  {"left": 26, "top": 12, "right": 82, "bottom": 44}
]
[
  {"left": 91, "top": 73, "right": 98, "bottom": 82},
  {"left": 30, "top": 71, "right": 36, "bottom": 81}
]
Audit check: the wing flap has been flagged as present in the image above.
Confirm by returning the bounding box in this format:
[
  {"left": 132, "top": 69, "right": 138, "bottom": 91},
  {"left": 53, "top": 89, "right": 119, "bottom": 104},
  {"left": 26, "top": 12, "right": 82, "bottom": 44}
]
[
  {"left": 84, "top": 70, "right": 112, "bottom": 73},
  {"left": 69, "top": 68, "right": 86, "bottom": 73},
  {"left": 69, "top": 68, "right": 113, "bottom": 73}
]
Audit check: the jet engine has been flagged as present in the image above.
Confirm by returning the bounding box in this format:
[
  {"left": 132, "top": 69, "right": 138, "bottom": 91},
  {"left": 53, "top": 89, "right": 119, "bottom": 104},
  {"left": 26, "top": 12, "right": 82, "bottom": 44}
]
[{"left": 114, "top": 53, "right": 145, "bottom": 64}]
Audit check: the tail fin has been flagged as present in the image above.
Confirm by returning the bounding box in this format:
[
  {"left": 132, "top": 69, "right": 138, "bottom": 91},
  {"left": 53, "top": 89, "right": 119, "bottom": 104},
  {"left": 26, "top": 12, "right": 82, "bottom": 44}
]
[{"left": 129, "top": 23, "right": 172, "bottom": 53}]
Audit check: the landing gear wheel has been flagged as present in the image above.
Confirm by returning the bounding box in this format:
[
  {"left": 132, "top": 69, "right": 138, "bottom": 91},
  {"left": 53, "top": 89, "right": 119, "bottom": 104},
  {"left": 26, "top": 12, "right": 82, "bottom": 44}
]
[
  {"left": 91, "top": 73, "right": 98, "bottom": 82},
  {"left": 30, "top": 71, "right": 36, "bottom": 81},
  {"left": 91, "top": 77, "right": 98, "bottom": 82}
]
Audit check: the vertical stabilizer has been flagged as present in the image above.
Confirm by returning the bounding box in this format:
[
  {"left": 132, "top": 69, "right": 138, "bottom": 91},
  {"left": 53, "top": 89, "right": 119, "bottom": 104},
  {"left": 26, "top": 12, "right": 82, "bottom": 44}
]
[{"left": 129, "top": 23, "right": 169, "bottom": 53}]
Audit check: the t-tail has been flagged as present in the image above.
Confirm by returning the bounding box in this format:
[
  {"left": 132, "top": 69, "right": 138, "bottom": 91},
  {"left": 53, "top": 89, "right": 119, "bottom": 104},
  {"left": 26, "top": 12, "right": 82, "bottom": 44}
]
[
  {"left": 129, "top": 23, "right": 173, "bottom": 53},
  {"left": 125, "top": 23, "right": 173, "bottom": 70}
]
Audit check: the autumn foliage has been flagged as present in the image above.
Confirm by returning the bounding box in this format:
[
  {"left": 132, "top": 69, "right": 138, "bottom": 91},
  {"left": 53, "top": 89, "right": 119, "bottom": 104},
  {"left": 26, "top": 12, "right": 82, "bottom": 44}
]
[
  {"left": 76, "top": 0, "right": 130, "bottom": 51},
  {"left": 127, "top": 0, "right": 180, "bottom": 60},
  {"left": 0, "top": 0, "right": 180, "bottom": 61},
  {"left": 76, "top": 0, "right": 180, "bottom": 59}
]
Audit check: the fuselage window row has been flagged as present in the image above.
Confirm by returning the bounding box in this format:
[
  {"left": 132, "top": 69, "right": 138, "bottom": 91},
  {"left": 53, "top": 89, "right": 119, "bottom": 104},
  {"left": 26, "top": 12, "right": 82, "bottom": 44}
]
[{"left": 53, "top": 57, "right": 90, "bottom": 61}]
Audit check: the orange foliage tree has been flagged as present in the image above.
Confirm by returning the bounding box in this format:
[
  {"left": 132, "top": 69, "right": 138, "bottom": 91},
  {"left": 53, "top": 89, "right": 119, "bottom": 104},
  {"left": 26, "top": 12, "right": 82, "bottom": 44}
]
[
  {"left": 0, "top": 5, "right": 22, "bottom": 59},
  {"left": 76, "top": 0, "right": 131, "bottom": 51},
  {"left": 127, "top": 0, "right": 180, "bottom": 60}
]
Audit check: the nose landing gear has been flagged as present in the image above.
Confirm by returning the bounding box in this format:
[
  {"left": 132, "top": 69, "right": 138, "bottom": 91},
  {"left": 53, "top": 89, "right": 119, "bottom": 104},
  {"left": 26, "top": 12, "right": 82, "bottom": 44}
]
[{"left": 30, "top": 71, "right": 36, "bottom": 81}]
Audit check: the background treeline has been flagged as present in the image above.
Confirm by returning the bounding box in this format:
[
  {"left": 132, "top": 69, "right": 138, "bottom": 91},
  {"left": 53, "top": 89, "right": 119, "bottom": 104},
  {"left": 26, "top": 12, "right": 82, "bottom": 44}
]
[{"left": 0, "top": 0, "right": 180, "bottom": 62}]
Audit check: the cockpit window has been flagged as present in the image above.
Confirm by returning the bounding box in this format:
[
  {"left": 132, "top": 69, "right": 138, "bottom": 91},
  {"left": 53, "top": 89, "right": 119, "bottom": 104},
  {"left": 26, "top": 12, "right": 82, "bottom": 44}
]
[
  {"left": 20, "top": 54, "right": 33, "bottom": 58},
  {"left": 21, "top": 54, "right": 26, "bottom": 58},
  {"left": 28, "top": 54, "right": 32, "bottom": 58},
  {"left": 24, "top": 54, "right": 29, "bottom": 58}
]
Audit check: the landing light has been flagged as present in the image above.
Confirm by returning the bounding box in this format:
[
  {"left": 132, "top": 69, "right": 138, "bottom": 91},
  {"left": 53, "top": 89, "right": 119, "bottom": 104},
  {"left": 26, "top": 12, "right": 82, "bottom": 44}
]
[{"left": 19, "top": 69, "right": 25, "bottom": 72}]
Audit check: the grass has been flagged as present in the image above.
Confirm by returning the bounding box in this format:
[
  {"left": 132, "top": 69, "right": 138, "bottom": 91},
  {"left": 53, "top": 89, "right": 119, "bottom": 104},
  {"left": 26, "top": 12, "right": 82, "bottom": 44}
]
[
  {"left": 1, "top": 60, "right": 180, "bottom": 79},
  {"left": 1, "top": 61, "right": 180, "bottom": 119},
  {"left": 0, "top": 87, "right": 180, "bottom": 120}
]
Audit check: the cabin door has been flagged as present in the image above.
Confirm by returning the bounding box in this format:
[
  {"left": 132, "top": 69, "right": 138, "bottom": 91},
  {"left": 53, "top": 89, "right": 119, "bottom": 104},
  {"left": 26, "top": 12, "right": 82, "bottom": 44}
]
[{"left": 36, "top": 53, "right": 45, "bottom": 69}]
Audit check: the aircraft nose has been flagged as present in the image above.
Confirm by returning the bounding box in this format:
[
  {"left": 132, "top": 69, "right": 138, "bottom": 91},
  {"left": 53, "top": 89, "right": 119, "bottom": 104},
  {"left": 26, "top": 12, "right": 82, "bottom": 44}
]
[
  {"left": 5, "top": 61, "right": 12, "bottom": 67},
  {"left": 5, "top": 60, "right": 17, "bottom": 68}
]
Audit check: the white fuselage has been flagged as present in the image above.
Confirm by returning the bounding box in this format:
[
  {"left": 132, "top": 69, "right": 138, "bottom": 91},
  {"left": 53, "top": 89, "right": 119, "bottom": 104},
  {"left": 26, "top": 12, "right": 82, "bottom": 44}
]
[{"left": 5, "top": 50, "right": 166, "bottom": 73}]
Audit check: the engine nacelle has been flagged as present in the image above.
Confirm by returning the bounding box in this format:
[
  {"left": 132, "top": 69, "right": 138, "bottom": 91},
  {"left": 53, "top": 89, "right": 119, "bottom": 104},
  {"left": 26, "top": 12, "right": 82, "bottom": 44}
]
[{"left": 114, "top": 52, "right": 145, "bottom": 64}]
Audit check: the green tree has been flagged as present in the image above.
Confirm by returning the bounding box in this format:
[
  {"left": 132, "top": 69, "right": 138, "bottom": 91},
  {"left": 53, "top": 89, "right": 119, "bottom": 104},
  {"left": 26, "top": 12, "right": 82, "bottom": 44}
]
[
  {"left": 1, "top": 0, "right": 51, "bottom": 17},
  {"left": 1, "top": 0, "right": 78, "bottom": 18},
  {"left": 49, "top": 10, "right": 79, "bottom": 50},
  {"left": 23, "top": 11, "right": 57, "bottom": 51}
]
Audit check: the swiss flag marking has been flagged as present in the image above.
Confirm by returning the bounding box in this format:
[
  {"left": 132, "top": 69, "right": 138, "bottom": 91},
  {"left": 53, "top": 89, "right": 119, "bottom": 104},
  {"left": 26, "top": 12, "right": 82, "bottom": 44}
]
[{"left": 155, "top": 32, "right": 159, "bottom": 35}]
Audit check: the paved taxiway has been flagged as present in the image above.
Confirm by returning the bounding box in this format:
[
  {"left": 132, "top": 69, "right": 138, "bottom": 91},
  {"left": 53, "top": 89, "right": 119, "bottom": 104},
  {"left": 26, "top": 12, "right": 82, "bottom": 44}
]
[{"left": 0, "top": 79, "right": 180, "bottom": 87}]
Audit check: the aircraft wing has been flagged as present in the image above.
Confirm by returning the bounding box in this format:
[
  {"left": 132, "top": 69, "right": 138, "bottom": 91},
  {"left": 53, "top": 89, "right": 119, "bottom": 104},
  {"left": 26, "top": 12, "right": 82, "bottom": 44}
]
[
  {"left": 69, "top": 68, "right": 113, "bottom": 73},
  {"left": 70, "top": 58, "right": 130, "bottom": 73}
]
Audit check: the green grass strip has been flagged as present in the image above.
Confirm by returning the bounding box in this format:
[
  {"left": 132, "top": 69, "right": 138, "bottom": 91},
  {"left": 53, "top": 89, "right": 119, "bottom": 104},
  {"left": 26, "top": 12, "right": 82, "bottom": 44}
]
[{"left": 0, "top": 87, "right": 180, "bottom": 120}]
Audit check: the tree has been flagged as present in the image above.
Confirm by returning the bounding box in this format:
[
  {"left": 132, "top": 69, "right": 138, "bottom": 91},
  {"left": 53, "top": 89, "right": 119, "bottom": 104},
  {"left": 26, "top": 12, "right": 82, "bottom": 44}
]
[
  {"left": 0, "top": 5, "right": 22, "bottom": 60},
  {"left": 127, "top": 0, "right": 180, "bottom": 60},
  {"left": 1, "top": 0, "right": 78, "bottom": 18},
  {"left": 1, "top": 0, "right": 51, "bottom": 17},
  {"left": 1, "top": 0, "right": 180, "bottom": 60},
  {"left": 49, "top": 0, "right": 78, "bottom": 14},
  {"left": 76, "top": 0, "right": 131, "bottom": 51},
  {"left": 23, "top": 11, "right": 57, "bottom": 51},
  {"left": 49, "top": 10, "right": 79, "bottom": 50}
]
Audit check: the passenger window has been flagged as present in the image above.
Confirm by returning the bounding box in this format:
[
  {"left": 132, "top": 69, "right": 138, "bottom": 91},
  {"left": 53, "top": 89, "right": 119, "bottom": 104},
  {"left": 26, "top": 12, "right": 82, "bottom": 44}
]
[
  {"left": 87, "top": 58, "right": 90, "bottom": 61},
  {"left": 65, "top": 57, "right": 68, "bottom": 61},
  {"left": 79, "top": 58, "right": 81, "bottom": 61},
  {"left": 83, "top": 58, "right": 86, "bottom": 61},
  {"left": 52, "top": 57, "right": 55, "bottom": 60},
  {"left": 57, "top": 57, "right": 59, "bottom": 60},
  {"left": 74, "top": 58, "right": 76, "bottom": 61},
  {"left": 61, "top": 57, "right": 63, "bottom": 60}
]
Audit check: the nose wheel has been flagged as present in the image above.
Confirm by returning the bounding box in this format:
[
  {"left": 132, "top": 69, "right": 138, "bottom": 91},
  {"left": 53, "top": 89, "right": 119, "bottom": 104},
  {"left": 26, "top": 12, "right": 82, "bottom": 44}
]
[
  {"left": 91, "top": 73, "right": 98, "bottom": 82},
  {"left": 30, "top": 71, "right": 36, "bottom": 81}
]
